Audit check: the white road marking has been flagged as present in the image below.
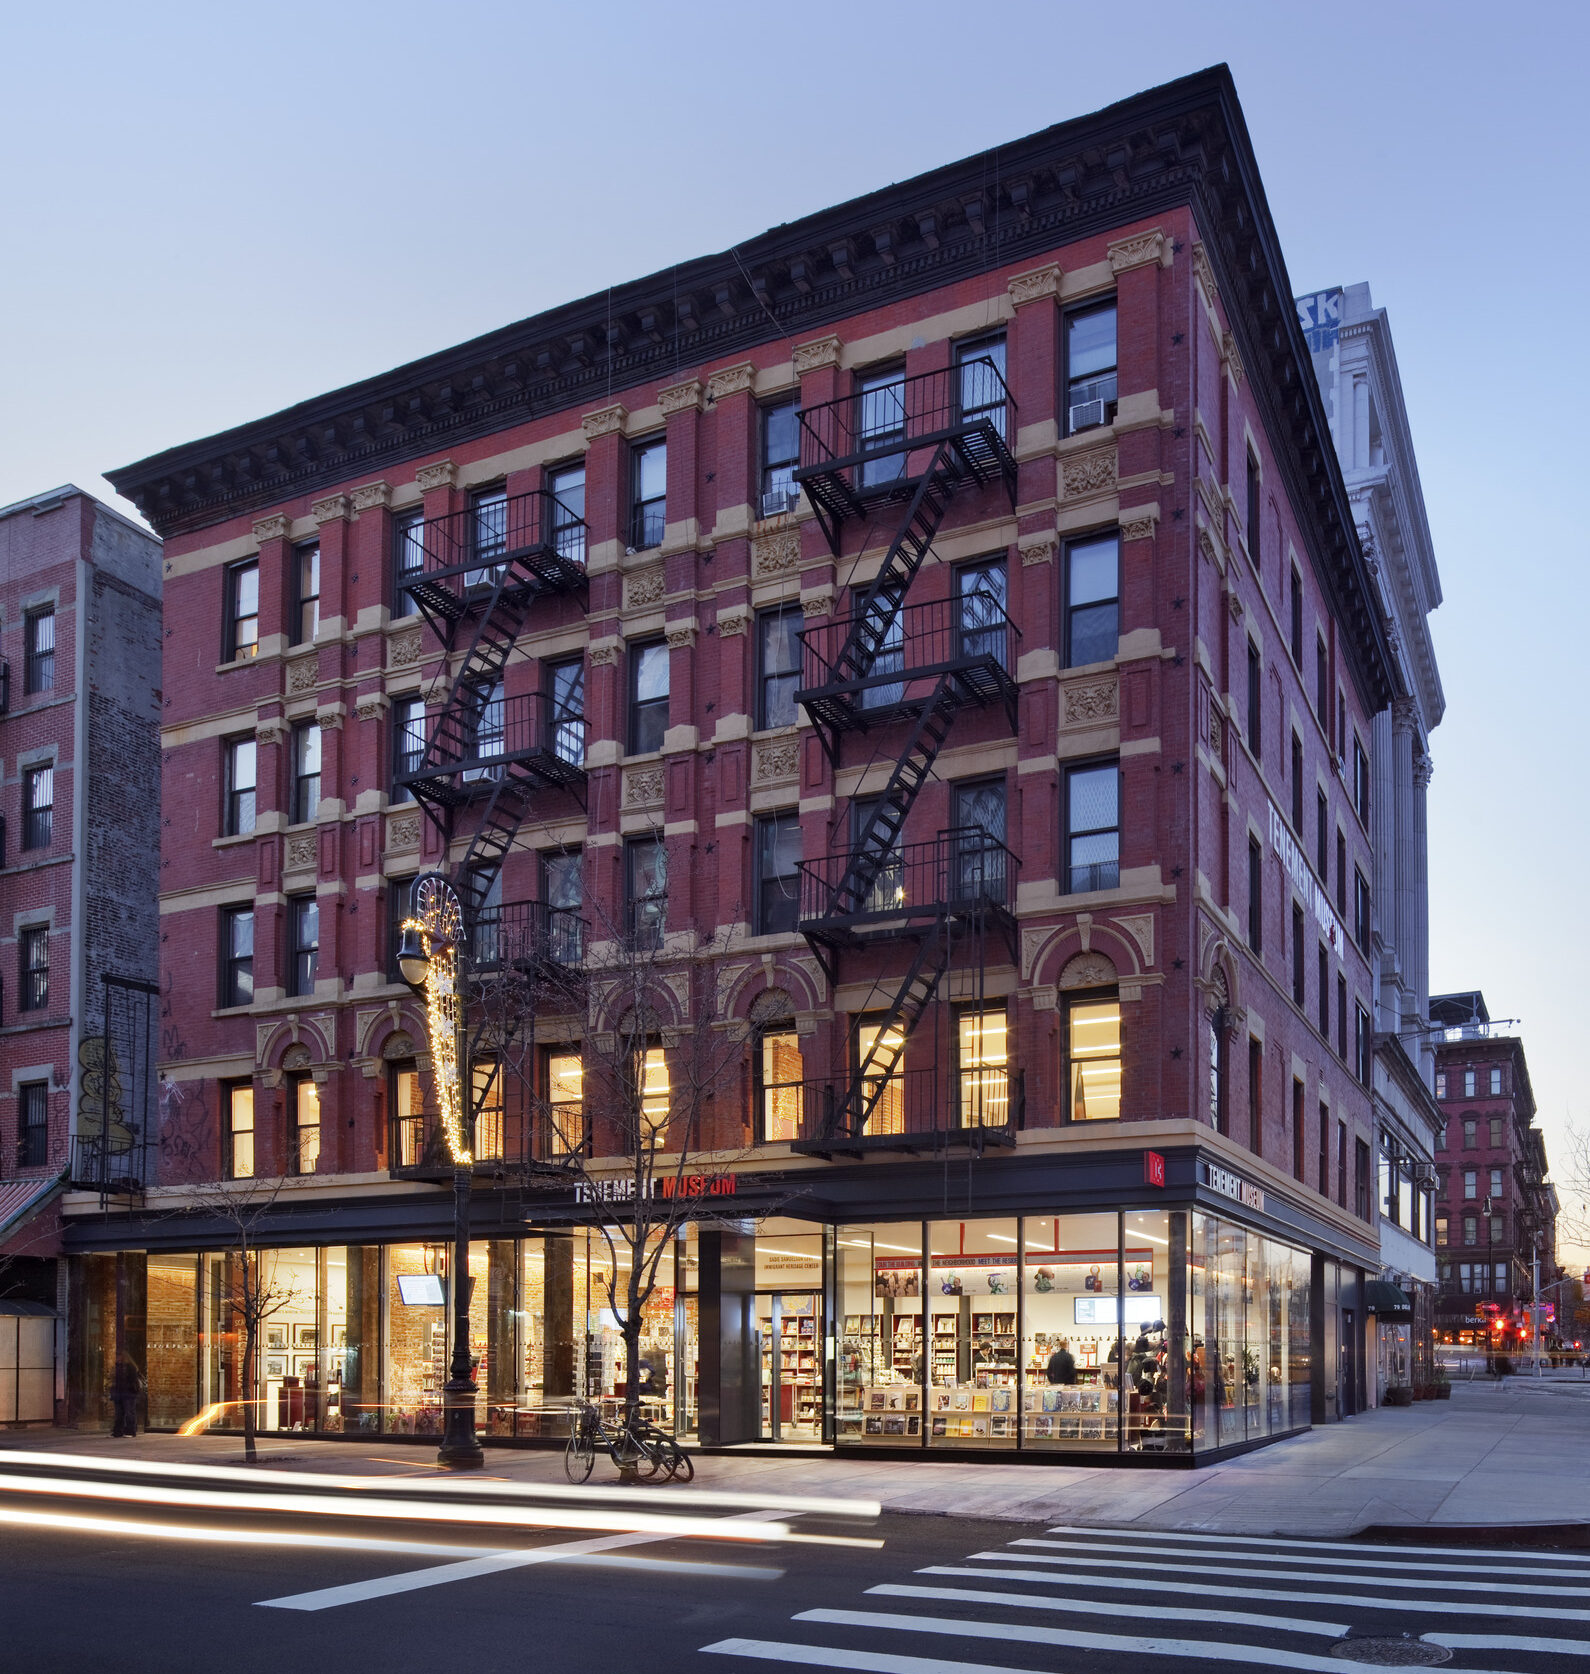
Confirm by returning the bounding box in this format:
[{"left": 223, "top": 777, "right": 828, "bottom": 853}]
[
  {"left": 918, "top": 1564, "right": 1590, "bottom": 1623},
  {"left": 703, "top": 1639, "right": 1048, "bottom": 1673},
  {"left": 1045, "top": 1522, "right": 1590, "bottom": 1565},
  {"left": 793, "top": 1609, "right": 1516, "bottom": 1674},
  {"left": 965, "top": 1547, "right": 1590, "bottom": 1597},
  {"left": 867, "top": 1581, "right": 1349, "bottom": 1638},
  {"left": 1011, "top": 1533, "right": 1590, "bottom": 1581},
  {"left": 1427, "top": 1630, "right": 1590, "bottom": 1654},
  {"left": 257, "top": 1505, "right": 789, "bottom": 1611}
]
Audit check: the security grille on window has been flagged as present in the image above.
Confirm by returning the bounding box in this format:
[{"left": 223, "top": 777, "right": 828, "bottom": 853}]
[
  {"left": 757, "top": 607, "right": 802, "bottom": 730},
  {"left": 626, "top": 836, "right": 667, "bottom": 949},
  {"left": 19, "top": 926, "right": 48, "bottom": 1012},
  {"left": 541, "top": 849, "right": 584, "bottom": 965},
  {"left": 392, "top": 509, "right": 425, "bottom": 617},
  {"left": 549, "top": 463, "right": 587, "bottom": 564},
  {"left": 22, "top": 765, "right": 52, "bottom": 850},
  {"left": 1064, "top": 761, "right": 1119, "bottom": 894},
  {"left": 1066, "top": 994, "right": 1121, "bottom": 1120},
  {"left": 391, "top": 696, "right": 425, "bottom": 802},
  {"left": 292, "top": 723, "right": 321, "bottom": 823},
  {"left": 289, "top": 896, "right": 319, "bottom": 997},
  {"left": 226, "top": 561, "right": 259, "bottom": 661},
  {"left": 956, "top": 558, "right": 1007, "bottom": 666},
  {"left": 1064, "top": 532, "right": 1119, "bottom": 667},
  {"left": 293, "top": 542, "right": 320, "bottom": 645},
  {"left": 956, "top": 334, "right": 1007, "bottom": 440},
  {"left": 1065, "top": 302, "right": 1117, "bottom": 433},
  {"left": 630, "top": 439, "right": 667, "bottom": 548},
  {"left": 548, "top": 658, "right": 586, "bottom": 767},
  {"left": 227, "top": 1083, "right": 255, "bottom": 1179},
  {"left": 17, "top": 1081, "right": 47, "bottom": 1168},
  {"left": 221, "top": 907, "right": 253, "bottom": 1007},
  {"left": 545, "top": 1051, "right": 585, "bottom": 1156},
  {"left": 24, "top": 610, "right": 54, "bottom": 694},
  {"left": 759, "top": 400, "right": 801, "bottom": 515},
  {"left": 292, "top": 1077, "right": 320, "bottom": 1175},
  {"left": 957, "top": 1007, "right": 1009, "bottom": 1128},
  {"left": 758, "top": 1029, "right": 803, "bottom": 1143},
  {"left": 755, "top": 811, "right": 801, "bottom": 936},
  {"left": 629, "top": 642, "right": 669, "bottom": 754},
  {"left": 225, "top": 737, "right": 256, "bottom": 835}
]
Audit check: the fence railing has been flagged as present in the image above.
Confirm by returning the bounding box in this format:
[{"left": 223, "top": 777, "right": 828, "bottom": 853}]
[
  {"left": 798, "top": 589, "right": 1019, "bottom": 697},
  {"left": 469, "top": 900, "right": 586, "bottom": 973},
  {"left": 798, "top": 826, "right": 1016, "bottom": 927},
  {"left": 795, "top": 358, "right": 1014, "bottom": 475},
  {"left": 401, "top": 692, "right": 586, "bottom": 788},
  {"left": 774, "top": 1066, "right": 1023, "bottom": 1148}
]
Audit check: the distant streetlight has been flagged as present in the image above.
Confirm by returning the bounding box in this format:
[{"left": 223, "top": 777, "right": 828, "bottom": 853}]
[{"left": 397, "top": 872, "right": 484, "bottom": 1471}]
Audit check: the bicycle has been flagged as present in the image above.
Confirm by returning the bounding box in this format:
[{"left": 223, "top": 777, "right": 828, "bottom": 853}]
[{"left": 563, "top": 1399, "right": 694, "bottom": 1483}]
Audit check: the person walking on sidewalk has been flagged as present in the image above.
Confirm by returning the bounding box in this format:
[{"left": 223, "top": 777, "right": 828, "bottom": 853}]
[
  {"left": 1046, "top": 1338, "right": 1077, "bottom": 1385},
  {"left": 110, "top": 1356, "right": 143, "bottom": 1438}
]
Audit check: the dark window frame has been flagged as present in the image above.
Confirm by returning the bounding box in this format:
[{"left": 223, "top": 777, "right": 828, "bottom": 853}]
[
  {"left": 17, "top": 1079, "right": 48, "bottom": 1169},
  {"left": 224, "top": 560, "right": 260, "bottom": 663},
  {"left": 392, "top": 507, "right": 425, "bottom": 618},
  {"left": 18, "top": 925, "right": 48, "bottom": 1013},
  {"left": 220, "top": 905, "right": 254, "bottom": 1009},
  {"left": 756, "top": 605, "right": 803, "bottom": 731},
  {"left": 1247, "top": 1036, "right": 1263, "bottom": 1158},
  {"left": 291, "top": 540, "right": 321, "bottom": 647},
  {"left": 391, "top": 695, "right": 425, "bottom": 803},
  {"left": 224, "top": 735, "right": 257, "bottom": 836},
  {"left": 292, "top": 721, "right": 322, "bottom": 824},
  {"left": 759, "top": 397, "right": 801, "bottom": 512},
  {"left": 1289, "top": 565, "right": 1303, "bottom": 666},
  {"left": 386, "top": 876, "right": 416, "bottom": 984},
  {"left": 954, "top": 331, "right": 1009, "bottom": 440},
  {"left": 1317, "top": 944, "right": 1330, "bottom": 1037},
  {"left": 1246, "top": 640, "right": 1262, "bottom": 758},
  {"left": 1062, "top": 757, "right": 1121, "bottom": 895},
  {"left": 289, "top": 1073, "right": 321, "bottom": 1177},
  {"left": 543, "top": 1046, "right": 588, "bottom": 1158},
  {"left": 23, "top": 609, "right": 55, "bottom": 695},
  {"left": 1353, "top": 868, "right": 1370, "bottom": 951},
  {"left": 754, "top": 809, "right": 801, "bottom": 937},
  {"left": 625, "top": 834, "right": 668, "bottom": 949},
  {"left": 1290, "top": 732, "right": 1304, "bottom": 831},
  {"left": 1062, "top": 299, "right": 1118, "bottom": 435},
  {"left": 755, "top": 1022, "right": 804, "bottom": 1145},
  {"left": 1316, "top": 789, "right": 1328, "bottom": 876},
  {"left": 627, "top": 639, "right": 669, "bottom": 755},
  {"left": 21, "top": 764, "right": 53, "bottom": 851},
  {"left": 1062, "top": 985, "right": 1123, "bottom": 1123},
  {"left": 288, "top": 893, "right": 319, "bottom": 998},
  {"left": 630, "top": 436, "right": 667, "bottom": 550},
  {"left": 1292, "top": 1077, "right": 1306, "bottom": 1183},
  {"left": 224, "top": 1079, "right": 255, "bottom": 1180},
  {"left": 1291, "top": 901, "right": 1305, "bottom": 1006},
  {"left": 1355, "top": 1003, "right": 1372, "bottom": 1084},
  {"left": 1247, "top": 836, "right": 1263, "bottom": 954},
  {"left": 1246, "top": 448, "right": 1262, "bottom": 568},
  {"left": 1315, "top": 633, "right": 1329, "bottom": 721},
  {"left": 548, "top": 461, "right": 588, "bottom": 566},
  {"left": 1063, "top": 530, "right": 1121, "bottom": 669}
]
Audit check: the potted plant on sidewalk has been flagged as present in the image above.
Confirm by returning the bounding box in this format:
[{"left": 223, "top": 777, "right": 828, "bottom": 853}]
[
  {"left": 1433, "top": 1366, "right": 1452, "bottom": 1399},
  {"left": 1385, "top": 1383, "right": 1413, "bottom": 1406}
]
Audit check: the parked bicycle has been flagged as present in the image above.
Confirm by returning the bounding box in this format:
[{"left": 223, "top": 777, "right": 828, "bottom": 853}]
[{"left": 563, "top": 1398, "right": 694, "bottom": 1483}]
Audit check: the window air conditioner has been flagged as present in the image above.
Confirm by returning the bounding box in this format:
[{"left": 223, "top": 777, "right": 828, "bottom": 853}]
[
  {"left": 1069, "top": 398, "right": 1106, "bottom": 432},
  {"left": 761, "top": 488, "right": 800, "bottom": 518}
]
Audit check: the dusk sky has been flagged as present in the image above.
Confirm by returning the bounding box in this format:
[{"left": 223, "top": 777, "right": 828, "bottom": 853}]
[{"left": 5, "top": 1, "right": 1586, "bottom": 1237}]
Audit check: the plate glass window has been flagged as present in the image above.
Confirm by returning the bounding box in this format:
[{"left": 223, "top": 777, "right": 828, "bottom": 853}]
[
  {"left": 857, "top": 367, "right": 906, "bottom": 489},
  {"left": 630, "top": 440, "right": 667, "bottom": 549},
  {"left": 292, "top": 542, "right": 320, "bottom": 645},
  {"left": 24, "top": 609, "right": 54, "bottom": 694},
  {"left": 18, "top": 927, "right": 48, "bottom": 1013},
  {"left": 292, "top": 723, "right": 321, "bottom": 823},
  {"left": 956, "top": 334, "right": 1007, "bottom": 439},
  {"left": 22, "top": 765, "right": 52, "bottom": 850},
  {"left": 757, "top": 606, "right": 802, "bottom": 730},
  {"left": 221, "top": 907, "right": 253, "bottom": 1007},
  {"left": 547, "top": 658, "right": 586, "bottom": 767},
  {"left": 758, "top": 1029, "right": 802, "bottom": 1143},
  {"left": 1064, "top": 761, "right": 1119, "bottom": 893},
  {"left": 956, "top": 558, "right": 1007, "bottom": 665},
  {"left": 225, "top": 737, "right": 256, "bottom": 835},
  {"left": 1067, "top": 994, "right": 1122, "bottom": 1120},
  {"left": 17, "top": 1081, "right": 47, "bottom": 1168},
  {"left": 393, "top": 510, "right": 425, "bottom": 616},
  {"left": 628, "top": 642, "right": 669, "bottom": 754},
  {"left": 755, "top": 811, "right": 801, "bottom": 936},
  {"left": 226, "top": 1084, "right": 255, "bottom": 1180},
  {"left": 226, "top": 561, "right": 259, "bottom": 661},
  {"left": 1065, "top": 302, "right": 1117, "bottom": 433},
  {"left": 626, "top": 836, "right": 667, "bottom": 948},
  {"left": 1064, "top": 533, "right": 1119, "bottom": 666},
  {"left": 290, "top": 896, "right": 319, "bottom": 997},
  {"left": 541, "top": 849, "right": 583, "bottom": 965},
  {"left": 549, "top": 464, "right": 586, "bottom": 565},
  {"left": 292, "top": 1079, "right": 320, "bottom": 1175},
  {"left": 391, "top": 697, "right": 425, "bottom": 802},
  {"left": 760, "top": 400, "right": 801, "bottom": 513}
]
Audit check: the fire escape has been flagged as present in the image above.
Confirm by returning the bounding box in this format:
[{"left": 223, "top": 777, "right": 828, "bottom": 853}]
[
  {"left": 397, "top": 488, "right": 589, "bottom": 1175},
  {"left": 790, "top": 360, "right": 1023, "bottom": 1156}
]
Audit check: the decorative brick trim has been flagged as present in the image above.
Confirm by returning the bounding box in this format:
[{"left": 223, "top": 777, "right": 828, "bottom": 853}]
[
  {"left": 1107, "top": 228, "right": 1169, "bottom": 274},
  {"left": 582, "top": 403, "right": 628, "bottom": 440},
  {"left": 252, "top": 513, "right": 291, "bottom": 545},
  {"left": 311, "top": 494, "right": 349, "bottom": 525},
  {"left": 415, "top": 459, "right": 456, "bottom": 493},
  {"left": 706, "top": 362, "right": 757, "bottom": 400},
  {"left": 658, "top": 378, "right": 703, "bottom": 417},
  {"left": 1008, "top": 262, "right": 1061, "bottom": 307},
  {"left": 792, "top": 335, "right": 842, "bottom": 374}
]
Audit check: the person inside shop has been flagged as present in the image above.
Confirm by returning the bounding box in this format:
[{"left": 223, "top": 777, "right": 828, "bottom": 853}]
[
  {"left": 633, "top": 1346, "right": 668, "bottom": 1403},
  {"left": 1045, "top": 1337, "right": 1077, "bottom": 1385},
  {"left": 110, "top": 1354, "right": 144, "bottom": 1438}
]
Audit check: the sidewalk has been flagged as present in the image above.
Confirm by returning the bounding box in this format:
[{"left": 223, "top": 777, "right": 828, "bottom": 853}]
[{"left": 9, "top": 1381, "right": 1587, "bottom": 1538}]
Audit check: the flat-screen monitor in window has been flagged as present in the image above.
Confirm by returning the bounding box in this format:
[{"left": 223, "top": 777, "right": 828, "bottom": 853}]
[
  {"left": 396, "top": 1273, "right": 446, "bottom": 1306},
  {"left": 1074, "top": 1294, "right": 1162, "bottom": 1326}
]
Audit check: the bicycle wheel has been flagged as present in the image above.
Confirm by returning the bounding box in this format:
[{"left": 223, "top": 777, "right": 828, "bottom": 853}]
[
  {"left": 668, "top": 1444, "right": 694, "bottom": 1483},
  {"left": 564, "top": 1423, "right": 596, "bottom": 1483}
]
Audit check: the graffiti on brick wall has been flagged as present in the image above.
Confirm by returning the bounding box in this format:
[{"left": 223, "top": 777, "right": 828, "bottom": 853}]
[{"left": 157, "top": 1075, "right": 212, "bottom": 1183}]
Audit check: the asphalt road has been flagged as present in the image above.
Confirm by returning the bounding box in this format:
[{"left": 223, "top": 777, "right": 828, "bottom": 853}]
[{"left": 1, "top": 1458, "right": 1587, "bottom": 1673}]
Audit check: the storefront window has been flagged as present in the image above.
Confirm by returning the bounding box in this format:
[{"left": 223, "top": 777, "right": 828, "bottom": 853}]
[
  {"left": 337, "top": 1246, "right": 381, "bottom": 1433},
  {"left": 755, "top": 1221, "right": 825, "bottom": 1441},
  {"left": 836, "top": 1222, "right": 922, "bottom": 1444},
  {"left": 385, "top": 1243, "right": 447, "bottom": 1433},
  {"left": 146, "top": 1255, "right": 199, "bottom": 1430},
  {"left": 257, "top": 1247, "right": 321, "bottom": 1433},
  {"left": 1022, "top": 1211, "right": 1121, "bottom": 1450},
  {"left": 1121, "top": 1209, "right": 1190, "bottom": 1454},
  {"left": 927, "top": 1218, "right": 1018, "bottom": 1449}
]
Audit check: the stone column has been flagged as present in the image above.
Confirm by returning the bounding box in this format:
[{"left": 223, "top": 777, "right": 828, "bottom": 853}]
[
  {"left": 1391, "top": 698, "right": 1417, "bottom": 1036},
  {"left": 1411, "top": 750, "right": 1434, "bottom": 1056}
]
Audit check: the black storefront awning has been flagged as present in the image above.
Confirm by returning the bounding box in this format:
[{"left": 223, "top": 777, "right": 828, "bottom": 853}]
[{"left": 1366, "top": 1279, "right": 1413, "bottom": 1321}]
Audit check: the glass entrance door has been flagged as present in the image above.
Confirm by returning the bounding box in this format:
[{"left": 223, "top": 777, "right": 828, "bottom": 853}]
[{"left": 756, "top": 1292, "right": 822, "bottom": 1441}]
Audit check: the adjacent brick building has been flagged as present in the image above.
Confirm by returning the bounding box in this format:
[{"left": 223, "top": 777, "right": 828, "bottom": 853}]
[
  {"left": 0, "top": 485, "right": 161, "bottom": 1423},
  {"left": 85, "top": 67, "right": 1392, "bottom": 1455}
]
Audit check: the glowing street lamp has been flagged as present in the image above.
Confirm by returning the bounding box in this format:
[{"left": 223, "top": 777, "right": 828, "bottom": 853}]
[{"left": 397, "top": 872, "right": 484, "bottom": 1470}]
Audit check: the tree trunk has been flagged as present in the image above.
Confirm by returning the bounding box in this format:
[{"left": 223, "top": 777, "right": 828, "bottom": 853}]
[
  {"left": 242, "top": 1317, "right": 258, "bottom": 1464},
  {"left": 619, "top": 1311, "right": 642, "bottom": 1482}
]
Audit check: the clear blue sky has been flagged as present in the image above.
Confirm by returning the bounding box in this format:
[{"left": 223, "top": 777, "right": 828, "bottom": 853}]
[{"left": 5, "top": 1, "right": 1586, "bottom": 1233}]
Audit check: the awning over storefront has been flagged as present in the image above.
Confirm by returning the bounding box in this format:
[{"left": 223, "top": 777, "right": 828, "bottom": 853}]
[
  {"left": 1365, "top": 1278, "right": 1413, "bottom": 1321},
  {"left": 0, "top": 1171, "right": 67, "bottom": 1249}
]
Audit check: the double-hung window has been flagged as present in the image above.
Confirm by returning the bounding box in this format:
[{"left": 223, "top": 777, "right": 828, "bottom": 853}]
[
  {"left": 1318, "top": 944, "right": 1330, "bottom": 1037},
  {"left": 758, "top": 1028, "right": 803, "bottom": 1143},
  {"left": 958, "top": 1005, "right": 1009, "bottom": 1128},
  {"left": 1065, "top": 302, "right": 1117, "bottom": 433},
  {"left": 759, "top": 400, "right": 801, "bottom": 515},
  {"left": 857, "top": 366, "right": 906, "bottom": 490},
  {"left": 1291, "top": 732, "right": 1304, "bottom": 831},
  {"left": 392, "top": 509, "right": 425, "bottom": 617},
  {"left": 547, "top": 657, "right": 586, "bottom": 767},
  {"left": 226, "top": 1083, "right": 255, "bottom": 1179},
  {"left": 1354, "top": 735, "right": 1371, "bottom": 824},
  {"left": 541, "top": 849, "right": 584, "bottom": 965},
  {"left": 289, "top": 895, "right": 319, "bottom": 997},
  {"left": 1354, "top": 869, "right": 1371, "bottom": 949},
  {"left": 757, "top": 607, "right": 802, "bottom": 730},
  {"left": 22, "top": 765, "right": 52, "bottom": 850},
  {"left": 1316, "top": 790, "right": 1328, "bottom": 875},
  {"left": 19, "top": 927, "right": 48, "bottom": 1013},
  {"left": 1289, "top": 566, "right": 1303, "bottom": 665},
  {"left": 220, "top": 907, "right": 253, "bottom": 1007},
  {"left": 630, "top": 439, "right": 666, "bottom": 549},
  {"left": 292, "top": 723, "right": 321, "bottom": 823},
  {"left": 467, "top": 486, "right": 507, "bottom": 585},
  {"left": 24, "top": 610, "right": 55, "bottom": 694},
  {"left": 953, "top": 779, "right": 1007, "bottom": 904},
  {"left": 754, "top": 811, "right": 801, "bottom": 936},
  {"left": 956, "top": 333, "right": 1007, "bottom": 440},
  {"left": 1316, "top": 635, "right": 1329, "bottom": 720},
  {"left": 1247, "top": 837, "right": 1263, "bottom": 953},
  {"left": 545, "top": 1051, "right": 586, "bottom": 1157},
  {"left": 1291, "top": 903, "right": 1306, "bottom": 1006},
  {"left": 463, "top": 681, "right": 504, "bottom": 780},
  {"left": 1463, "top": 1069, "right": 1476, "bottom": 1098},
  {"left": 628, "top": 641, "right": 669, "bottom": 754},
  {"left": 1064, "top": 761, "right": 1119, "bottom": 894},
  {"left": 956, "top": 557, "right": 1007, "bottom": 666},
  {"left": 626, "top": 836, "right": 668, "bottom": 949},
  {"left": 548, "top": 463, "right": 587, "bottom": 565},
  {"left": 1066, "top": 991, "right": 1122, "bottom": 1120},
  {"left": 224, "top": 737, "right": 256, "bottom": 835},
  {"left": 225, "top": 561, "right": 259, "bottom": 661},
  {"left": 391, "top": 696, "right": 425, "bottom": 802},
  {"left": 1246, "top": 640, "right": 1262, "bottom": 757},
  {"left": 291, "top": 1077, "right": 320, "bottom": 1176},
  {"left": 1490, "top": 1066, "right": 1503, "bottom": 1096},
  {"left": 1246, "top": 449, "right": 1262, "bottom": 567},
  {"left": 17, "top": 1081, "right": 48, "bottom": 1168},
  {"left": 1355, "top": 1003, "right": 1372, "bottom": 1084},
  {"left": 292, "top": 542, "right": 320, "bottom": 645},
  {"left": 1064, "top": 533, "right": 1120, "bottom": 667}
]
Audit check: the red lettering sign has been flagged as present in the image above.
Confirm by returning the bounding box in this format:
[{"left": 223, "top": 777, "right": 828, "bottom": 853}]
[
  {"left": 1143, "top": 1150, "right": 1166, "bottom": 1189},
  {"left": 658, "top": 1173, "right": 737, "bottom": 1200}
]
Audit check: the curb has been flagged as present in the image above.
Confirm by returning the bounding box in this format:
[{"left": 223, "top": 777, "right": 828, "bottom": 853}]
[{"left": 1357, "top": 1521, "right": 1590, "bottom": 1550}]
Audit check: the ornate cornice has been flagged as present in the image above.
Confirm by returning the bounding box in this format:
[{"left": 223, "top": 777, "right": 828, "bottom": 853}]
[
  {"left": 705, "top": 362, "right": 756, "bottom": 401},
  {"left": 582, "top": 403, "right": 627, "bottom": 441},
  {"left": 658, "top": 378, "right": 703, "bottom": 417},
  {"left": 311, "top": 493, "right": 348, "bottom": 525},
  {"left": 415, "top": 459, "right": 456, "bottom": 493},
  {"left": 104, "top": 67, "right": 1394, "bottom": 709},
  {"left": 252, "top": 513, "right": 291, "bottom": 546},
  {"left": 1007, "top": 263, "right": 1061, "bottom": 308},
  {"left": 349, "top": 480, "right": 391, "bottom": 512}
]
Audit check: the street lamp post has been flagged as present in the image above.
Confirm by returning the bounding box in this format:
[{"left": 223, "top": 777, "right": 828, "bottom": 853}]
[{"left": 397, "top": 872, "right": 485, "bottom": 1471}]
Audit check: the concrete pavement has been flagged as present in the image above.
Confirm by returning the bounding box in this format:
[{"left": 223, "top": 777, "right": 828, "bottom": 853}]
[{"left": 11, "top": 1379, "right": 1587, "bottom": 1538}]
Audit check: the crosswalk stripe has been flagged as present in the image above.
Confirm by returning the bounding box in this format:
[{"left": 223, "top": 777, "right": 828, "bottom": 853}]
[
  {"left": 1428, "top": 1631, "right": 1590, "bottom": 1655},
  {"left": 702, "top": 1638, "right": 1054, "bottom": 1673},
  {"left": 793, "top": 1609, "right": 1515, "bottom": 1674},
  {"left": 1011, "top": 1534, "right": 1590, "bottom": 1581},
  {"left": 866, "top": 1581, "right": 1348, "bottom": 1638},
  {"left": 965, "top": 1548, "right": 1590, "bottom": 1598},
  {"left": 919, "top": 1565, "right": 1590, "bottom": 1623},
  {"left": 1045, "top": 1523, "right": 1590, "bottom": 1566}
]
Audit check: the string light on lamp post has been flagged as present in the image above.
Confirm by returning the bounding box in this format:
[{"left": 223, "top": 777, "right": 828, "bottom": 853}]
[{"left": 396, "top": 872, "right": 484, "bottom": 1470}]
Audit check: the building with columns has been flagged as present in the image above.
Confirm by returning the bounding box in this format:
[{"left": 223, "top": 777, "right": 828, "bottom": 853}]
[
  {"left": 81, "top": 68, "right": 1393, "bottom": 1457},
  {"left": 1302, "top": 283, "right": 1444, "bottom": 1396}
]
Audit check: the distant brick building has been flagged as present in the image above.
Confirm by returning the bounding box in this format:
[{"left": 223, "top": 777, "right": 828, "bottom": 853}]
[
  {"left": 0, "top": 486, "right": 161, "bottom": 1423},
  {"left": 90, "top": 68, "right": 1392, "bottom": 1456},
  {"left": 1430, "top": 991, "right": 1557, "bottom": 1346}
]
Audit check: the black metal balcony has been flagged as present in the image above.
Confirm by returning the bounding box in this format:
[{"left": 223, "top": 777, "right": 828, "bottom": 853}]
[
  {"left": 785, "top": 1066, "right": 1022, "bottom": 1157},
  {"left": 71, "top": 1135, "right": 145, "bottom": 1195},
  {"left": 397, "top": 692, "right": 586, "bottom": 810},
  {"left": 797, "top": 590, "right": 1019, "bottom": 738},
  {"left": 403, "top": 488, "right": 587, "bottom": 627},
  {"left": 792, "top": 359, "right": 1017, "bottom": 546},
  {"left": 469, "top": 900, "right": 586, "bottom": 976},
  {"left": 798, "top": 826, "right": 1016, "bottom": 946}
]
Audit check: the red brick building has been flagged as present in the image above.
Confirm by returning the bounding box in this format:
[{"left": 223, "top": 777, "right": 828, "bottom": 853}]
[
  {"left": 1430, "top": 991, "right": 1557, "bottom": 1346},
  {"left": 87, "top": 67, "right": 1390, "bottom": 1456},
  {"left": 0, "top": 485, "right": 161, "bottom": 1424}
]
